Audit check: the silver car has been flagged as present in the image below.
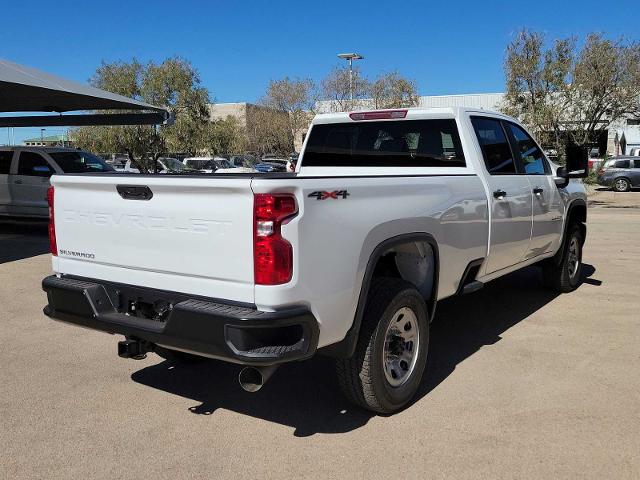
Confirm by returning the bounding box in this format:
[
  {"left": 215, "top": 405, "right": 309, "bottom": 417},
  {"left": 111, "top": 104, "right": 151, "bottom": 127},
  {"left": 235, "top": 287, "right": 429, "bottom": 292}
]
[{"left": 0, "top": 147, "right": 114, "bottom": 218}]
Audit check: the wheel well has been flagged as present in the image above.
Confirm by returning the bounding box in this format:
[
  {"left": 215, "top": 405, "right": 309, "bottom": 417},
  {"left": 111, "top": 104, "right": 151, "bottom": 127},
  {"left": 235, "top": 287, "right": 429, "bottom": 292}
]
[
  {"left": 319, "top": 234, "right": 439, "bottom": 359},
  {"left": 371, "top": 240, "right": 436, "bottom": 303},
  {"left": 568, "top": 202, "right": 587, "bottom": 243}
]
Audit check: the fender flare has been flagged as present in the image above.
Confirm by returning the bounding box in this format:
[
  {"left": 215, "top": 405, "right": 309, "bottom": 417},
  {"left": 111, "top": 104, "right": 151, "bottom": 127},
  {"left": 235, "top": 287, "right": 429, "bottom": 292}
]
[
  {"left": 320, "top": 232, "right": 440, "bottom": 359},
  {"left": 550, "top": 198, "right": 587, "bottom": 266}
]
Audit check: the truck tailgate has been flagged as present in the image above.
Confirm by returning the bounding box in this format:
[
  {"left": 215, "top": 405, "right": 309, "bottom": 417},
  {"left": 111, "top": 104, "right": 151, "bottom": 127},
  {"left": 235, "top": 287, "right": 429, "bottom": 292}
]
[{"left": 51, "top": 174, "right": 255, "bottom": 303}]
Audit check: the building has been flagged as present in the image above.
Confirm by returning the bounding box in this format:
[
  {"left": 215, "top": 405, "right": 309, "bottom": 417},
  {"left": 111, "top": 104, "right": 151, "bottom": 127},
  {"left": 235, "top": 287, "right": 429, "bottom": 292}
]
[
  {"left": 23, "top": 134, "right": 72, "bottom": 147},
  {"left": 208, "top": 102, "right": 294, "bottom": 152},
  {"left": 213, "top": 94, "right": 639, "bottom": 156},
  {"left": 615, "top": 126, "right": 640, "bottom": 155}
]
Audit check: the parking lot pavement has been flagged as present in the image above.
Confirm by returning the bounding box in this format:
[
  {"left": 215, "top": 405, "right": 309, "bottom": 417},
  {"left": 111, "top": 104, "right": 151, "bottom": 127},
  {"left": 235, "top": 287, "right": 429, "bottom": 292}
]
[{"left": 1, "top": 198, "right": 639, "bottom": 480}]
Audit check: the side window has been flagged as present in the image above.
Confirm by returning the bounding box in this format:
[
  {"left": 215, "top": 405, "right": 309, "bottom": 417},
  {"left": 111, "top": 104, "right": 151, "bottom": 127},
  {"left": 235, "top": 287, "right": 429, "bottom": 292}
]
[
  {"left": 17, "top": 152, "right": 53, "bottom": 177},
  {"left": 615, "top": 160, "right": 630, "bottom": 169},
  {"left": 633, "top": 160, "right": 640, "bottom": 169},
  {"left": 0, "top": 151, "right": 13, "bottom": 174},
  {"left": 504, "top": 123, "right": 550, "bottom": 175},
  {"left": 471, "top": 117, "right": 517, "bottom": 174}
]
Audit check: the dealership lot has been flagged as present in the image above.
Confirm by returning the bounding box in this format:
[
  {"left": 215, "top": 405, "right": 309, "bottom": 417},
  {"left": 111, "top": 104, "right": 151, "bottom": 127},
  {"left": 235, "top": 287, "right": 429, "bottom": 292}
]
[{"left": 1, "top": 194, "right": 639, "bottom": 479}]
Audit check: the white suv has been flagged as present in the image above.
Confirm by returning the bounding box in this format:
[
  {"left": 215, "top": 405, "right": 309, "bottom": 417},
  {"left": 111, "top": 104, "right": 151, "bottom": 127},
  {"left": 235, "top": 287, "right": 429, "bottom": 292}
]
[{"left": 0, "top": 147, "right": 113, "bottom": 219}]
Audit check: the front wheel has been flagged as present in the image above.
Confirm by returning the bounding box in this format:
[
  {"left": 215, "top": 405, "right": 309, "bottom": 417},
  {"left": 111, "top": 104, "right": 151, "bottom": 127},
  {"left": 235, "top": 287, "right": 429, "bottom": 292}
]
[
  {"left": 542, "top": 223, "right": 583, "bottom": 293},
  {"left": 336, "top": 278, "right": 429, "bottom": 414}
]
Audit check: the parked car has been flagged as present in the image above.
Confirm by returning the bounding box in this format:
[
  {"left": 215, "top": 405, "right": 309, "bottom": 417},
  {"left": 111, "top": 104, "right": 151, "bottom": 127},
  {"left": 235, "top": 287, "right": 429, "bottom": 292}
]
[
  {"left": 255, "top": 155, "right": 291, "bottom": 173},
  {"left": 0, "top": 147, "right": 113, "bottom": 219},
  {"left": 182, "top": 156, "right": 236, "bottom": 173},
  {"left": 229, "top": 154, "right": 257, "bottom": 169},
  {"left": 596, "top": 156, "right": 640, "bottom": 191},
  {"left": 123, "top": 157, "right": 195, "bottom": 174},
  {"left": 42, "top": 107, "right": 588, "bottom": 414}
]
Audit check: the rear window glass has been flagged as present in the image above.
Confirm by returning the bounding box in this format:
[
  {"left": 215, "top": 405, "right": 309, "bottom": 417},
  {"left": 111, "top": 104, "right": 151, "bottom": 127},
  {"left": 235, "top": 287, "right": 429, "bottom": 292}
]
[
  {"left": 49, "top": 151, "right": 114, "bottom": 173},
  {"left": 0, "top": 151, "right": 12, "bottom": 174},
  {"left": 302, "top": 119, "right": 466, "bottom": 167}
]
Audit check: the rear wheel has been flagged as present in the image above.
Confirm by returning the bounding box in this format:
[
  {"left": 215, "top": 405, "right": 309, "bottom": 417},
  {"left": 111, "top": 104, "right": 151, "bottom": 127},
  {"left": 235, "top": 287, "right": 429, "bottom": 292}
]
[
  {"left": 336, "top": 278, "right": 429, "bottom": 414},
  {"left": 542, "top": 223, "right": 583, "bottom": 293},
  {"left": 613, "top": 178, "right": 631, "bottom": 192}
]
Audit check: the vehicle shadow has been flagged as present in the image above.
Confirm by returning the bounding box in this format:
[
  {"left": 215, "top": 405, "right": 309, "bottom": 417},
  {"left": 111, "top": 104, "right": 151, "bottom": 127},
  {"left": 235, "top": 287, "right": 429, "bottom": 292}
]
[
  {"left": 0, "top": 220, "right": 49, "bottom": 264},
  {"left": 131, "top": 264, "right": 600, "bottom": 436}
]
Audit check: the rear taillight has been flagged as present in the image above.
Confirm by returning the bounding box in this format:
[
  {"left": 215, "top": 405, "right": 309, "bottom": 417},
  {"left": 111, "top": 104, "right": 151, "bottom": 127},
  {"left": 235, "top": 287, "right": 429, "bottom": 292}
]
[
  {"left": 253, "top": 194, "right": 297, "bottom": 285},
  {"left": 46, "top": 186, "right": 57, "bottom": 256}
]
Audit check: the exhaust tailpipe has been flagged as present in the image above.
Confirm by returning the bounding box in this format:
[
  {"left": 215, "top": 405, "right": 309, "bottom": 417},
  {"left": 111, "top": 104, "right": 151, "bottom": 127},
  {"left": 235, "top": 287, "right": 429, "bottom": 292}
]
[{"left": 238, "top": 365, "right": 279, "bottom": 392}]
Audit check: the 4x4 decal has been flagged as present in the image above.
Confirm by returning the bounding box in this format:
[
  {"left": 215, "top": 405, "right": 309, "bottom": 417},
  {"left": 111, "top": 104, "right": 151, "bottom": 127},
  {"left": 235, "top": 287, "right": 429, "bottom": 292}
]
[{"left": 308, "top": 190, "right": 350, "bottom": 200}]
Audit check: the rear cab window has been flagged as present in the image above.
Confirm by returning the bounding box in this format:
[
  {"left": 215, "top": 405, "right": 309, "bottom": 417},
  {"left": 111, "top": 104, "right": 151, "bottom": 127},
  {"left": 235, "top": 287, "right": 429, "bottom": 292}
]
[{"left": 302, "top": 119, "right": 466, "bottom": 167}]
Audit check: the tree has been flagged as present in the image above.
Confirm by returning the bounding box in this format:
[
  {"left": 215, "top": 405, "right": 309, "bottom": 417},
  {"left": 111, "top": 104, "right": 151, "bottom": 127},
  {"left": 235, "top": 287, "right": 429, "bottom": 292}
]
[
  {"left": 321, "top": 66, "right": 370, "bottom": 112},
  {"left": 261, "top": 77, "right": 316, "bottom": 151},
  {"left": 203, "top": 115, "right": 246, "bottom": 155},
  {"left": 370, "top": 71, "right": 419, "bottom": 109},
  {"left": 72, "top": 57, "right": 211, "bottom": 172},
  {"left": 564, "top": 34, "right": 640, "bottom": 146},
  {"left": 502, "top": 30, "right": 573, "bottom": 154},
  {"left": 245, "top": 105, "right": 292, "bottom": 155},
  {"left": 503, "top": 30, "right": 640, "bottom": 155}
]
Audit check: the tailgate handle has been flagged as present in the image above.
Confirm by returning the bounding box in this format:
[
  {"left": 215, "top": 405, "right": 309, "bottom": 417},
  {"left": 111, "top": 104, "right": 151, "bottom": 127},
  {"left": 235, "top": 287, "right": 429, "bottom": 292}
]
[{"left": 116, "top": 185, "right": 153, "bottom": 201}]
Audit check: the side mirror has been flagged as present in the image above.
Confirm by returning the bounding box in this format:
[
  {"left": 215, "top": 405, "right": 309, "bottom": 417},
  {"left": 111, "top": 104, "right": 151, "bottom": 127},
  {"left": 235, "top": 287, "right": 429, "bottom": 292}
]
[
  {"left": 554, "top": 166, "right": 569, "bottom": 188},
  {"left": 564, "top": 145, "right": 589, "bottom": 178}
]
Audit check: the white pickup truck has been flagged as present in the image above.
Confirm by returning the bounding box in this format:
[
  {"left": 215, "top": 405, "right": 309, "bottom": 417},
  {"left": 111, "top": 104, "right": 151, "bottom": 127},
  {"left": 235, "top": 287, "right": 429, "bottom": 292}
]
[{"left": 42, "top": 107, "right": 588, "bottom": 413}]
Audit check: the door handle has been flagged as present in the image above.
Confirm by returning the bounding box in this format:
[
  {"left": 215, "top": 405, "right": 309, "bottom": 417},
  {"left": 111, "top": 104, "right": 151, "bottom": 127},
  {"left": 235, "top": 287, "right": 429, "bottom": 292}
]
[
  {"left": 14, "top": 179, "right": 23, "bottom": 185},
  {"left": 493, "top": 189, "right": 507, "bottom": 199},
  {"left": 533, "top": 187, "right": 544, "bottom": 195}
]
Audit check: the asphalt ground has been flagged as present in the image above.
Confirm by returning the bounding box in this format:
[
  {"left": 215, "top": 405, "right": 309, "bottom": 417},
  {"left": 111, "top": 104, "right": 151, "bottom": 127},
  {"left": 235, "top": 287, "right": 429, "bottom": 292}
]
[{"left": 1, "top": 191, "right": 639, "bottom": 479}]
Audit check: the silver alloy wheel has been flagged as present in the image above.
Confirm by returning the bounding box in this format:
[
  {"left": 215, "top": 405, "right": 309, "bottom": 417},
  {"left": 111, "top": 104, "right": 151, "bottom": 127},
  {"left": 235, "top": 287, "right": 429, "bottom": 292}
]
[
  {"left": 567, "top": 236, "right": 580, "bottom": 279},
  {"left": 614, "top": 179, "right": 629, "bottom": 191},
  {"left": 383, "top": 307, "right": 420, "bottom": 387}
]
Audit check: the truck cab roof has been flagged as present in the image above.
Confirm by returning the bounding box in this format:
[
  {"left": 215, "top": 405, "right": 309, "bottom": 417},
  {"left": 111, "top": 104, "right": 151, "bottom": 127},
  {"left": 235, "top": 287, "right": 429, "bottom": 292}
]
[{"left": 311, "top": 106, "right": 516, "bottom": 125}]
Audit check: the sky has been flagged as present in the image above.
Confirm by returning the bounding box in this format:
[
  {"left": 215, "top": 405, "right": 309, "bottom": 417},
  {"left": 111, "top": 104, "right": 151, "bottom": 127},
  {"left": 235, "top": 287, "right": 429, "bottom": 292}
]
[{"left": 1, "top": 0, "right": 638, "bottom": 143}]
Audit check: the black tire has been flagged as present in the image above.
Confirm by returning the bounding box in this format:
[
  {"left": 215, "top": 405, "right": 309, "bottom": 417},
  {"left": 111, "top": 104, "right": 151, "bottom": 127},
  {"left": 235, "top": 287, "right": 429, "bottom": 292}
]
[
  {"left": 336, "top": 278, "right": 429, "bottom": 414},
  {"left": 155, "top": 346, "right": 207, "bottom": 364},
  {"left": 613, "top": 177, "right": 631, "bottom": 192},
  {"left": 542, "top": 223, "right": 584, "bottom": 293}
]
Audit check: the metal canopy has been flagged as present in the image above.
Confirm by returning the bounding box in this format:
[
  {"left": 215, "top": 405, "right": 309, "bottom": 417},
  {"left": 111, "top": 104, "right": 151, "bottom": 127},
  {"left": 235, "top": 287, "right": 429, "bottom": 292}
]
[{"left": 0, "top": 58, "right": 169, "bottom": 126}]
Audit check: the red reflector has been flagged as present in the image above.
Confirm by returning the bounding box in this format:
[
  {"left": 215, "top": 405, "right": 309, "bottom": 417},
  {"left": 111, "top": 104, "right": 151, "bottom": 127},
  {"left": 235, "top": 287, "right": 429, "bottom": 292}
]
[
  {"left": 349, "top": 110, "right": 408, "bottom": 121},
  {"left": 46, "top": 186, "right": 57, "bottom": 256},
  {"left": 253, "top": 194, "right": 297, "bottom": 285}
]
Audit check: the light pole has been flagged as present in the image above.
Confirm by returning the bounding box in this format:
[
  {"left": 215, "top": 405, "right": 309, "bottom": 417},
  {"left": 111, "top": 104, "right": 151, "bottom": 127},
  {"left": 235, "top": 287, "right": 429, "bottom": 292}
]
[
  {"left": 337, "top": 52, "right": 364, "bottom": 102},
  {"left": 40, "top": 128, "right": 45, "bottom": 145}
]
